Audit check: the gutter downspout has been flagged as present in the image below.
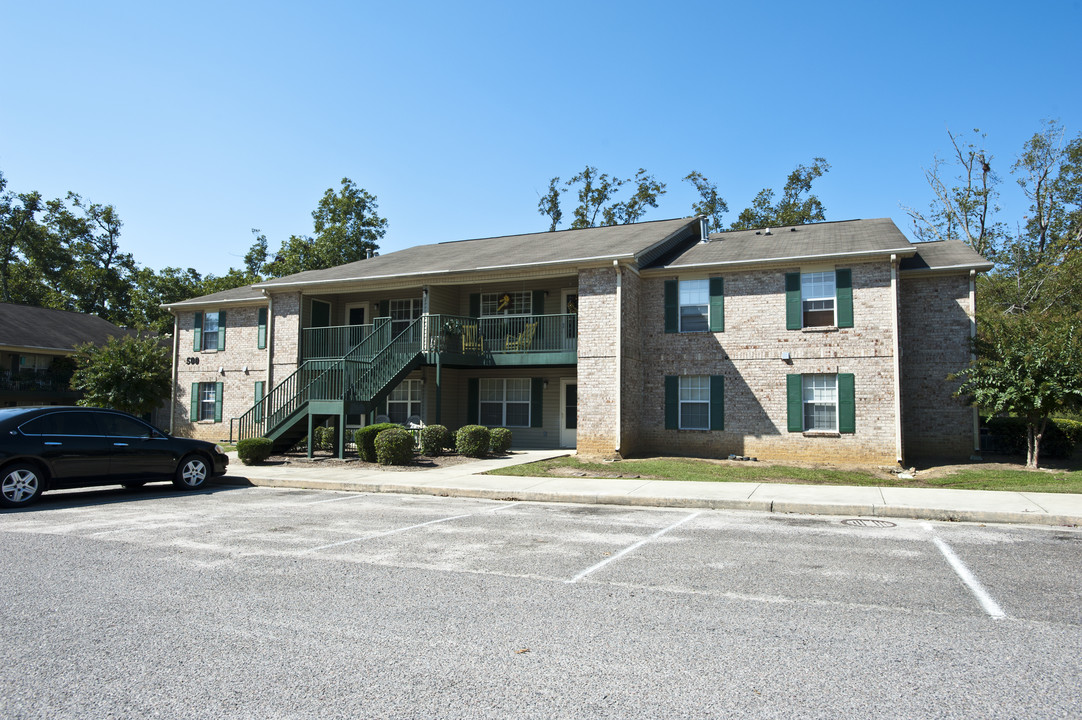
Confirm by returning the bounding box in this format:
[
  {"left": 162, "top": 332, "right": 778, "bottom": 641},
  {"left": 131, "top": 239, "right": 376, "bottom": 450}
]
[
  {"left": 262, "top": 290, "right": 274, "bottom": 390},
  {"left": 970, "top": 269, "right": 980, "bottom": 458},
  {"left": 169, "top": 311, "right": 179, "bottom": 434},
  {"left": 891, "top": 255, "right": 903, "bottom": 466},
  {"left": 614, "top": 260, "right": 622, "bottom": 457}
]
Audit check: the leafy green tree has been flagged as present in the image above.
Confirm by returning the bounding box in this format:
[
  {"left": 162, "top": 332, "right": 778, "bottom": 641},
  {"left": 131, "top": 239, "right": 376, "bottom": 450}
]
[
  {"left": 730, "top": 158, "right": 831, "bottom": 230},
  {"left": 537, "top": 166, "right": 666, "bottom": 230},
  {"left": 684, "top": 171, "right": 729, "bottom": 231},
  {"left": 953, "top": 313, "right": 1082, "bottom": 468},
  {"left": 71, "top": 334, "right": 171, "bottom": 416},
  {"left": 0, "top": 171, "right": 52, "bottom": 305},
  {"left": 129, "top": 266, "right": 206, "bottom": 335},
  {"left": 256, "top": 178, "right": 387, "bottom": 277}
]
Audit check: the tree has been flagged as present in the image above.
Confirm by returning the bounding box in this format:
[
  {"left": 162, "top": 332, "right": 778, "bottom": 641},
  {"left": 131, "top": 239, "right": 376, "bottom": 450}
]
[
  {"left": 255, "top": 178, "right": 387, "bottom": 278},
  {"left": 71, "top": 334, "right": 171, "bottom": 417},
  {"left": 536, "top": 166, "right": 666, "bottom": 230},
  {"left": 953, "top": 313, "right": 1082, "bottom": 468},
  {"left": 0, "top": 171, "right": 53, "bottom": 306},
  {"left": 129, "top": 266, "right": 206, "bottom": 335},
  {"left": 684, "top": 171, "right": 729, "bottom": 232},
  {"left": 903, "top": 130, "right": 1004, "bottom": 258},
  {"left": 730, "top": 158, "right": 831, "bottom": 230}
]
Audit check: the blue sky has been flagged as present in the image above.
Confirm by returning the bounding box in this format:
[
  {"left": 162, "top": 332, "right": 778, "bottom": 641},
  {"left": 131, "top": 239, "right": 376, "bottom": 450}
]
[{"left": 2, "top": 0, "right": 1078, "bottom": 277}]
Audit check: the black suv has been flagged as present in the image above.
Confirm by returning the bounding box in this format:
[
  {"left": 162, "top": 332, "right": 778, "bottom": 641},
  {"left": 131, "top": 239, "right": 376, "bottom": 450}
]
[{"left": 0, "top": 406, "right": 228, "bottom": 508}]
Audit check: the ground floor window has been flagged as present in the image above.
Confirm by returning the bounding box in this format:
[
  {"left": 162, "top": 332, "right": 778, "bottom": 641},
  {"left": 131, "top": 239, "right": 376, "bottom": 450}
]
[
  {"left": 679, "top": 375, "right": 710, "bottom": 429},
  {"left": 664, "top": 375, "right": 723, "bottom": 431},
  {"left": 196, "top": 382, "right": 220, "bottom": 422},
  {"left": 802, "top": 374, "right": 837, "bottom": 431},
  {"left": 479, "top": 378, "right": 530, "bottom": 427},
  {"left": 387, "top": 379, "right": 422, "bottom": 424}
]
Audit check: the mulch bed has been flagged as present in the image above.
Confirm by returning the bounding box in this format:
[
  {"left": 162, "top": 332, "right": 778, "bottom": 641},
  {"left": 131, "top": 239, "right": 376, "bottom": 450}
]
[{"left": 256, "top": 451, "right": 495, "bottom": 471}]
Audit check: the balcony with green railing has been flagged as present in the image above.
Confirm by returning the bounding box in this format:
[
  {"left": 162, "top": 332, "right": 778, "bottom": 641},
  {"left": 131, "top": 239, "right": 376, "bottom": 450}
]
[{"left": 300, "top": 314, "right": 577, "bottom": 365}]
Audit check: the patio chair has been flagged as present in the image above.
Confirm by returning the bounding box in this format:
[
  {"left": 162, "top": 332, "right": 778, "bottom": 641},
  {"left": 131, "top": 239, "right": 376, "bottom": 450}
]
[
  {"left": 505, "top": 322, "right": 537, "bottom": 352},
  {"left": 462, "top": 324, "right": 484, "bottom": 353}
]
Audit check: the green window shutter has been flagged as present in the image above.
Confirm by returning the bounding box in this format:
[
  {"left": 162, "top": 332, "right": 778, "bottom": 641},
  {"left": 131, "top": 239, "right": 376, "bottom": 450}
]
[
  {"left": 192, "top": 312, "right": 203, "bottom": 351},
  {"left": 786, "top": 374, "right": 803, "bottom": 432},
  {"left": 838, "top": 373, "right": 856, "bottom": 434},
  {"left": 532, "top": 290, "right": 545, "bottom": 316},
  {"left": 467, "top": 378, "right": 479, "bottom": 424},
  {"left": 664, "top": 376, "right": 679, "bottom": 429},
  {"left": 190, "top": 383, "right": 200, "bottom": 421},
  {"left": 710, "top": 375, "right": 724, "bottom": 431},
  {"left": 709, "top": 277, "right": 724, "bottom": 332},
  {"left": 531, "top": 377, "right": 543, "bottom": 427},
  {"left": 785, "top": 273, "right": 802, "bottom": 330},
  {"left": 664, "top": 280, "right": 678, "bottom": 333},
  {"left": 469, "top": 293, "right": 480, "bottom": 318},
  {"left": 254, "top": 381, "right": 264, "bottom": 422},
  {"left": 378, "top": 300, "right": 389, "bottom": 318},
  {"left": 257, "top": 308, "right": 267, "bottom": 349},
  {"left": 835, "top": 269, "right": 853, "bottom": 328},
  {"left": 214, "top": 382, "right": 224, "bottom": 423},
  {"left": 217, "top": 310, "right": 227, "bottom": 351}
]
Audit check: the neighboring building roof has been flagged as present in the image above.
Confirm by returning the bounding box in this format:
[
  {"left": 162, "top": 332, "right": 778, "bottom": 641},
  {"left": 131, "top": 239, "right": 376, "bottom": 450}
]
[
  {"left": 664, "top": 218, "right": 917, "bottom": 270},
  {"left": 163, "top": 284, "right": 266, "bottom": 309},
  {"left": 900, "top": 239, "right": 994, "bottom": 273},
  {"left": 252, "top": 217, "right": 701, "bottom": 290},
  {"left": 0, "top": 303, "right": 136, "bottom": 353}
]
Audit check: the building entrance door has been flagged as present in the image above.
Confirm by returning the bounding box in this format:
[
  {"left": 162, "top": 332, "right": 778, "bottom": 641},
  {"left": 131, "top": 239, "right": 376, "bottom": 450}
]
[{"left": 559, "top": 378, "right": 577, "bottom": 448}]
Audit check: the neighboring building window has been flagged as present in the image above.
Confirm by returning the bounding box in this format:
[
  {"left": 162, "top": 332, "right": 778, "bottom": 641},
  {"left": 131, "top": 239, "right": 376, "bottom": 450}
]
[
  {"left": 479, "top": 378, "right": 531, "bottom": 427},
  {"left": 481, "top": 291, "right": 532, "bottom": 317},
  {"left": 679, "top": 280, "right": 709, "bottom": 332},
  {"left": 390, "top": 298, "right": 422, "bottom": 336},
  {"left": 801, "top": 272, "right": 835, "bottom": 327},
  {"left": 386, "top": 379, "right": 422, "bottom": 424},
  {"left": 802, "top": 374, "right": 837, "bottom": 432},
  {"left": 679, "top": 375, "right": 710, "bottom": 429},
  {"left": 199, "top": 382, "right": 218, "bottom": 421},
  {"left": 202, "top": 312, "right": 220, "bottom": 350}
]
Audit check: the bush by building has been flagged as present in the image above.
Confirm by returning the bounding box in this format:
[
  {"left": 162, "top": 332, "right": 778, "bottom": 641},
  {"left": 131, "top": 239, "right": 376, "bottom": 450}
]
[
  {"left": 375, "top": 427, "right": 414, "bottom": 465},
  {"left": 455, "top": 425, "right": 491, "bottom": 458},
  {"left": 355, "top": 422, "right": 400, "bottom": 463},
  {"left": 420, "top": 424, "right": 452, "bottom": 456},
  {"left": 489, "top": 427, "right": 512, "bottom": 454},
  {"left": 237, "top": 437, "right": 274, "bottom": 465}
]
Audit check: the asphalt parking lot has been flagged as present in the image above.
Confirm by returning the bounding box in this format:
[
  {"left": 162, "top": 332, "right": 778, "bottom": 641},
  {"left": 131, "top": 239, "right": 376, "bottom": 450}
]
[{"left": 3, "top": 484, "right": 1081, "bottom": 718}]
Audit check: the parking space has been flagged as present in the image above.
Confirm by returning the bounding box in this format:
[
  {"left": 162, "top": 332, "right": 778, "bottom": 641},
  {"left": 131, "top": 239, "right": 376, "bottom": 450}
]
[{"left": 5, "top": 484, "right": 1080, "bottom": 626}]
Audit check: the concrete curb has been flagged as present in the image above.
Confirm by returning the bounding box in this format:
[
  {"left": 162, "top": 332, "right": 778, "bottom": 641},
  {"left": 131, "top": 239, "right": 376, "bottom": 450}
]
[{"left": 215, "top": 473, "right": 1081, "bottom": 527}]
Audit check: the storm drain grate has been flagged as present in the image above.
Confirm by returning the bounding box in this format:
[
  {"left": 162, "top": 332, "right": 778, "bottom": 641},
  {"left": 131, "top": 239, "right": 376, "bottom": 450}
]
[{"left": 841, "top": 518, "right": 897, "bottom": 528}]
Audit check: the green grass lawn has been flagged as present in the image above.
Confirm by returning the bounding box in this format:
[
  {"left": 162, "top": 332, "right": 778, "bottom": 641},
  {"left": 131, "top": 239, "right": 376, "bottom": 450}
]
[{"left": 487, "top": 455, "right": 1082, "bottom": 493}]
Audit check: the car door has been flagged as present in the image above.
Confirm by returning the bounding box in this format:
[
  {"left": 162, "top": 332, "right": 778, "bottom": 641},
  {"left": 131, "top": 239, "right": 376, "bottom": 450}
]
[
  {"left": 19, "top": 410, "right": 111, "bottom": 486},
  {"left": 98, "top": 412, "right": 176, "bottom": 481}
]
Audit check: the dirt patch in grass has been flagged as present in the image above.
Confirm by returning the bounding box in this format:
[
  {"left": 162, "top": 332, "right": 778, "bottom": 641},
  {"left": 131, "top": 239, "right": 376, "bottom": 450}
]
[{"left": 258, "top": 451, "right": 489, "bottom": 471}]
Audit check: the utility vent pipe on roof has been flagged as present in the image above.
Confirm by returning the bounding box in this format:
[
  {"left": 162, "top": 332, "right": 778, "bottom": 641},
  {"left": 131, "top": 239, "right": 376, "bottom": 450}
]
[
  {"left": 700, "top": 217, "right": 709, "bottom": 242},
  {"left": 764, "top": 228, "right": 772, "bottom": 236}
]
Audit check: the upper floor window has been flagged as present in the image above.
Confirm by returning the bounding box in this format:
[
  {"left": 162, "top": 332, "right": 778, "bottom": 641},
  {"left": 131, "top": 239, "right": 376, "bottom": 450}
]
[
  {"left": 801, "top": 272, "right": 835, "bottom": 327},
  {"left": 665, "top": 277, "right": 723, "bottom": 334},
  {"left": 390, "top": 299, "right": 422, "bottom": 336},
  {"left": 481, "top": 291, "right": 532, "bottom": 317},
  {"left": 202, "top": 312, "right": 220, "bottom": 350},
  {"left": 679, "top": 280, "right": 709, "bottom": 332}
]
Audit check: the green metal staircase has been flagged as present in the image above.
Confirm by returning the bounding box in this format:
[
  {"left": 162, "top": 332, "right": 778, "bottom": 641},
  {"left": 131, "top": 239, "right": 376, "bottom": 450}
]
[{"left": 235, "top": 317, "right": 424, "bottom": 451}]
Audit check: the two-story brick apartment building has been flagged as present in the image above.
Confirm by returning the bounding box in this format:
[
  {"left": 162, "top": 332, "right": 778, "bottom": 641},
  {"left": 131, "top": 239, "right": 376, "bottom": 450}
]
[{"left": 163, "top": 217, "right": 991, "bottom": 465}]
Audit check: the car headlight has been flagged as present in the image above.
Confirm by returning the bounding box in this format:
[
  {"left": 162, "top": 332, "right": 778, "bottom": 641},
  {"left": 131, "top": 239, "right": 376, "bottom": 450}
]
[{"left": 215, "top": 444, "right": 226, "bottom": 455}]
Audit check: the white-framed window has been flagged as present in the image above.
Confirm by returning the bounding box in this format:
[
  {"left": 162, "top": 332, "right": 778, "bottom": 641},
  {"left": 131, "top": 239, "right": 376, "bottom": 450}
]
[
  {"left": 801, "top": 272, "right": 835, "bottom": 327},
  {"left": 202, "top": 312, "right": 220, "bottom": 350},
  {"left": 19, "top": 354, "right": 51, "bottom": 372},
  {"left": 802, "top": 374, "right": 837, "bottom": 431},
  {"left": 679, "top": 279, "right": 709, "bottom": 332},
  {"left": 679, "top": 375, "right": 710, "bottom": 429},
  {"left": 387, "top": 379, "right": 422, "bottom": 424},
  {"left": 199, "top": 382, "right": 218, "bottom": 422},
  {"left": 390, "top": 298, "right": 422, "bottom": 336},
  {"left": 481, "top": 291, "right": 532, "bottom": 317},
  {"left": 479, "top": 378, "right": 531, "bottom": 427}
]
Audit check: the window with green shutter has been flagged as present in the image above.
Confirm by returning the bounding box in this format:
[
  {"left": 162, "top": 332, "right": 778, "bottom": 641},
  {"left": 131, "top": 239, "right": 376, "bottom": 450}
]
[
  {"left": 192, "top": 312, "right": 203, "bottom": 351},
  {"left": 835, "top": 269, "right": 853, "bottom": 328},
  {"left": 665, "top": 375, "right": 724, "bottom": 430},
  {"left": 709, "top": 277, "right": 724, "bottom": 332}
]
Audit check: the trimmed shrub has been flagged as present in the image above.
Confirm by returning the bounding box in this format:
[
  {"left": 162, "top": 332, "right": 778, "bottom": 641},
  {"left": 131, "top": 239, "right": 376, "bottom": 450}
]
[
  {"left": 314, "top": 424, "right": 337, "bottom": 452},
  {"left": 355, "top": 423, "right": 400, "bottom": 463},
  {"left": 375, "top": 427, "right": 414, "bottom": 466},
  {"left": 455, "top": 425, "right": 491, "bottom": 458},
  {"left": 420, "top": 424, "right": 452, "bottom": 456},
  {"left": 982, "top": 416, "right": 1076, "bottom": 458},
  {"left": 236, "top": 437, "right": 273, "bottom": 465},
  {"left": 489, "top": 427, "right": 512, "bottom": 454}
]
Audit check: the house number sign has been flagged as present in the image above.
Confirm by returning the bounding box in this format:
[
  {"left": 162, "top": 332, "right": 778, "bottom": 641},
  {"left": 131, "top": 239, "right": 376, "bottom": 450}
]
[{"left": 185, "top": 357, "right": 200, "bottom": 365}]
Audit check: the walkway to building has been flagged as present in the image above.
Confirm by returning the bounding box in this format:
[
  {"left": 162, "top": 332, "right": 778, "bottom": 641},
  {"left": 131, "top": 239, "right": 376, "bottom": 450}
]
[{"left": 217, "top": 450, "right": 1082, "bottom": 527}]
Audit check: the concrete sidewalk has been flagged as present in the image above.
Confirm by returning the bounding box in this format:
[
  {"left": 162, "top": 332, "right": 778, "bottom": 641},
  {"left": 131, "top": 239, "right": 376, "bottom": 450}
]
[{"left": 217, "top": 450, "right": 1082, "bottom": 527}]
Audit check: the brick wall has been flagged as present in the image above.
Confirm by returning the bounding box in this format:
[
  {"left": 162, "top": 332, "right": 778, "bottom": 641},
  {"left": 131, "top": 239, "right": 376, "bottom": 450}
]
[
  {"left": 576, "top": 267, "right": 620, "bottom": 456},
  {"left": 172, "top": 303, "right": 270, "bottom": 441},
  {"left": 899, "top": 273, "right": 975, "bottom": 459}
]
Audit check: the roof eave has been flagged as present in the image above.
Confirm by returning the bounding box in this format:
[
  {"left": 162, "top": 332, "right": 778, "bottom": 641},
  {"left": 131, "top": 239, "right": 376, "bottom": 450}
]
[{"left": 642, "top": 246, "right": 918, "bottom": 274}]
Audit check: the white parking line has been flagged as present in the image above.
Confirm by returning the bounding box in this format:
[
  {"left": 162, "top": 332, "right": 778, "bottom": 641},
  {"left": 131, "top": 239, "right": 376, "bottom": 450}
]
[
  {"left": 924, "top": 523, "right": 1006, "bottom": 619},
  {"left": 303, "top": 504, "right": 507, "bottom": 553},
  {"left": 566, "top": 511, "right": 702, "bottom": 584},
  {"left": 302, "top": 493, "right": 370, "bottom": 506}
]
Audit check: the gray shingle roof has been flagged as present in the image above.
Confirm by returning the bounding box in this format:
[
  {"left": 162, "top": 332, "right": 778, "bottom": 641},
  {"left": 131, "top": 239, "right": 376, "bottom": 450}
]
[
  {"left": 163, "top": 284, "right": 266, "bottom": 309},
  {"left": 666, "top": 218, "right": 915, "bottom": 269},
  {"left": 254, "top": 217, "right": 700, "bottom": 289},
  {"left": 901, "top": 240, "right": 994, "bottom": 273},
  {"left": 0, "top": 303, "right": 137, "bottom": 352}
]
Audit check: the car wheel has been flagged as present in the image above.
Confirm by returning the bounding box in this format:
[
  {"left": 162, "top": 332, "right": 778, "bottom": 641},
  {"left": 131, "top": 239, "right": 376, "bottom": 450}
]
[
  {"left": 173, "top": 455, "right": 209, "bottom": 490},
  {"left": 1, "top": 463, "right": 45, "bottom": 508}
]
